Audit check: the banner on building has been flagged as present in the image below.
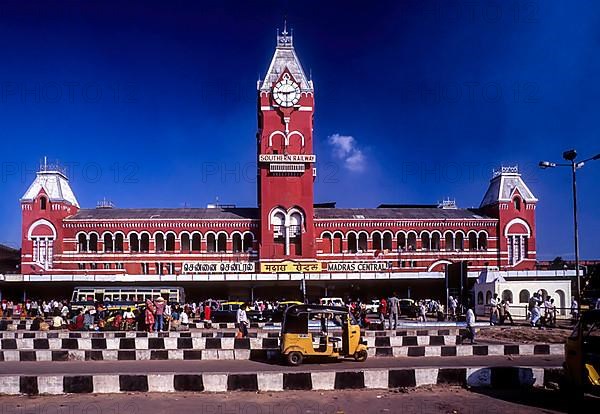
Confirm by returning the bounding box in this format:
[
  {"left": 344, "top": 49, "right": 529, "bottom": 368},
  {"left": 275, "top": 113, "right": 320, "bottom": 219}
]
[
  {"left": 326, "top": 261, "right": 392, "bottom": 272},
  {"left": 260, "top": 261, "right": 321, "bottom": 273},
  {"left": 182, "top": 262, "right": 256, "bottom": 274},
  {"left": 259, "top": 154, "right": 316, "bottom": 163}
]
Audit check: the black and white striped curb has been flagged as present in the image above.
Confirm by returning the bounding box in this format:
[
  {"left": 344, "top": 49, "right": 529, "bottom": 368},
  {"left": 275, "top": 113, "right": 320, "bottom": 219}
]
[
  {"left": 0, "top": 366, "right": 563, "bottom": 395},
  {"left": 0, "top": 343, "right": 563, "bottom": 361}
]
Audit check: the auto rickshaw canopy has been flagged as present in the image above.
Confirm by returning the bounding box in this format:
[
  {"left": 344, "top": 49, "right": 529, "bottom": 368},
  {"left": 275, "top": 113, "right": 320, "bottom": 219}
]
[{"left": 282, "top": 304, "right": 350, "bottom": 334}]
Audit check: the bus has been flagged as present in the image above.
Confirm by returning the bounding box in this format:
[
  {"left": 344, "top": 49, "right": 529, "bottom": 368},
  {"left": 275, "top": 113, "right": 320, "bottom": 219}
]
[{"left": 70, "top": 286, "right": 185, "bottom": 310}]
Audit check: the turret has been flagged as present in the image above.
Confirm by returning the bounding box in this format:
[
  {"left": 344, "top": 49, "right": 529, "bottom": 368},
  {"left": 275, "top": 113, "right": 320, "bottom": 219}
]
[
  {"left": 20, "top": 159, "right": 79, "bottom": 273},
  {"left": 480, "top": 166, "right": 538, "bottom": 269}
]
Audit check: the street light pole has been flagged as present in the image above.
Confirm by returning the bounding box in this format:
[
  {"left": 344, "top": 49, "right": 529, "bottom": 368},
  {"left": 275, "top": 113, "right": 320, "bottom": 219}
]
[
  {"left": 570, "top": 159, "right": 580, "bottom": 312},
  {"left": 539, "top": 150, "right": 600, "bottom": 313}
]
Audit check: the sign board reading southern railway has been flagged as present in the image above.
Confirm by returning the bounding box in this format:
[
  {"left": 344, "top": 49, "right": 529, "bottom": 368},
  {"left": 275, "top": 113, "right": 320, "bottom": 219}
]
[{"left": 259, "top": 154, "right": 316, "bottom": 163}]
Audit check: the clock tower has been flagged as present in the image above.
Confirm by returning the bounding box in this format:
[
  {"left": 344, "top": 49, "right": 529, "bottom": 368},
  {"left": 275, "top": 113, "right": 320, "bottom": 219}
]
[{"left": 257, "top": 26, "right": 316, "bottom": 260}]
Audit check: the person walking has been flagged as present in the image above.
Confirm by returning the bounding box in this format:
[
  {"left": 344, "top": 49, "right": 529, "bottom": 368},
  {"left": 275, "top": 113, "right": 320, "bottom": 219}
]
[
  {"left": 418, "top": 301, "right": 427, "bottom": 323},
  {"left": 448, "top": 296, "right": 457, "bottom": 321},
  {"left": 153, "top": 296, "right": 166, "bottom": 332},
  {"left": 236, "top": 303, "right": 249, "bottom": 338},
  {"left": 378, "top": 297, "right": 388, "bottom": 329},
  {"left": 530, "top": 293, "right": 542, "bottom": 329},
  {"left": 387, "top": 293, "right": 400, "bottom": 330},
  {"left": 502, "top": 300, "right": 514, "bottom": 325},
  {"left": 570, "top": 296, "right": 579, "bottom": 323},
  {"left": 489, "top": 293, "right": 500, "bottom": 325},
  {"left": 461, "top": 307, "right": 477, "bottom": 344}
]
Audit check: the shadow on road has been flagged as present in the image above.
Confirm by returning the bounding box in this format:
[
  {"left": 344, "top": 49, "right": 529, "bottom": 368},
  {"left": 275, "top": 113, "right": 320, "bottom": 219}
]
[{"left": 471, "top": 387, "right": 599, "bottom": 413}]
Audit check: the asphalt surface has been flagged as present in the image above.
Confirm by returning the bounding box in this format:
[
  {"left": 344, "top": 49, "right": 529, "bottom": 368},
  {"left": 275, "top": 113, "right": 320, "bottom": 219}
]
[
  {"left": 0, "top": 387, "right": 596, "bottom": 413},
  {"left": 0, "top": 355, "right": 563, "bottom": 375}
]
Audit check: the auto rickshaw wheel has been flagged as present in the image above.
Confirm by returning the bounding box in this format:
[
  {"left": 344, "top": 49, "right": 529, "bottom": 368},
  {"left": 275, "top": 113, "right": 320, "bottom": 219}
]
[
  {"left": 354, "top": 350, "right": 368, "bottom": 362},
  {"left": 287, "top": 351, "right": 303, "bottom": 366}
]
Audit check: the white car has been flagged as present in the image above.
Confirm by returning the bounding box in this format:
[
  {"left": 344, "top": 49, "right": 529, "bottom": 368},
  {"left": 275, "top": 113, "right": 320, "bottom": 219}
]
[
  {"left": 365, "top": 300, "right": 380, "bottom": 314},
  {"left": 319, "top": 297, "right": 345, "bottom": 307}
]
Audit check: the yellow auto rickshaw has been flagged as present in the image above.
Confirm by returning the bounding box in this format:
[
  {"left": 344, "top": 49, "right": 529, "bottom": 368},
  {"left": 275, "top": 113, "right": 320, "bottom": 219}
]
[
  {"left": 563, "top": 309, "right": 600, "bottom": 397},
  {"left": 280, "top": 304, "right": 368, "bottom": 366}
]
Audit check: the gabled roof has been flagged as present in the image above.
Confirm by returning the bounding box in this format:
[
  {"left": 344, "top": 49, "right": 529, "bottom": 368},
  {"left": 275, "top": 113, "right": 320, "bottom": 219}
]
[
  {"left": 66, "top": 208, "right": 259, "bottom": 221},
  {"left": 480, "top": 167, "right": 538, "bottom": 207},
  {"left": 259, "top": 28, "right": 312, "bottom": 91},
  {"left": 315, "top": 208, "right": 493, "bottom": 220},
  {"left": 21, "top": 170, "right": 79, "bottom": 208}
]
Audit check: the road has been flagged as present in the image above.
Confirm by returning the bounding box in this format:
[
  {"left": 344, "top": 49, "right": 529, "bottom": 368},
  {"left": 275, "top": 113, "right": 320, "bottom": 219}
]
[
  {"left": 0, "top": 386, "right": 596, "bottom": 413},
  {"left": 0, "top": 355, "right": 562, "bottom": 375}
]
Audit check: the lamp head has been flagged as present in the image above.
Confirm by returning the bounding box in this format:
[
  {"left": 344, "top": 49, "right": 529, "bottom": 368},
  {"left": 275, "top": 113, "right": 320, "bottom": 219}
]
[
  {"left": 563, "top": 149, "right": 577, "bottom": 161},
  {"left": 539, "top": 161, "right": 554, "bottom": 169}
]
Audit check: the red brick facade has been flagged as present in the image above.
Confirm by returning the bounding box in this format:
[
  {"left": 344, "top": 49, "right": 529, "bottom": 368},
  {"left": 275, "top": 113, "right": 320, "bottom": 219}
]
[{"left": 19, "top": 30, "right": 538, "bottom": 279}]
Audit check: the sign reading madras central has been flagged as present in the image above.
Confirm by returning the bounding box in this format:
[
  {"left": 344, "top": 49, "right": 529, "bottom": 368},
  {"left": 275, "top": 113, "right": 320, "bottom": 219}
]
[
  {"left": 326, "top": 261, "right": 392, "bottom": 272},
  {"left": 183, "top": 262, "right": 256, "bottom": 273},
  {"left": 259, "top": 154, "right": 316, "bottom": 163},
  {"left": 260, "top": 261, "right": 321, "bottom": 273}
]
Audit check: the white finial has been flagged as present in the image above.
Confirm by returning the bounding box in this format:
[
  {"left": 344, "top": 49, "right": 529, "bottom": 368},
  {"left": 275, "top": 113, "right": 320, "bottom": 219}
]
[
  {"left": 44, "top": 156, "right": 47, "bottom": 169},
  {"left": 283, "top": 19, "right": 288, "bottom": 35}
]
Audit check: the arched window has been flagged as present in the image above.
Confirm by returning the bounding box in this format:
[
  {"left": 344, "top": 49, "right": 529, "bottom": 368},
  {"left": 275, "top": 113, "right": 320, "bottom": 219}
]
[
  {"left": 455, "top": 233, "right": 464, "bottom": 251},
  {"left": 206, "top": 234, "right": 216, "bottom": 252},
  {"left": 114, "top": 233, "right": 124, "bottom": 252},
  {"left": 322, "top": 233, "right": 333, "bottom": 254},
  {"left": 555, "top": 290, "right": 566, "bottom": 315},
  {"left": 243, "top": 233, "right": 254, "bottom": 252},
  {"left": 502, "top": 289, "right": 513, "bottom": 303},
  {"left": 519, "top": 290, "right": 530, "bottom": 303},
  {"left": 40, "top": 197, "right": 47, "bottom": 210},
  {"left": 372, "top": 233, "right": 382, "bottom": 251},
  {"left": 358, "top": 233, "right": 368, "bottom": 252},
  {"left": 477, "top": 292, "right": 484, "bottom": 305},
  {"left": 191, "top": 234, "right": 201, "bottom": 252},
  {"left": 217, "top": 233, "right": 227, "bottom": 252},
  {"left": 166, "top": 233, "right": 176, "bottom": 252},
  {"left": 348, "top": 233, "right": 358, "bottom": 253},
  {"left": 232, "top": 233, "right": 243, "bottom": 253},
  {"left": 514, "top": 197, "right": 521, "bottom": 211},
  {"left": 431, "top": 233, "right": 441, "bottom": 251},
  {"left": 444, "top": 233, "right": 454, "bottom": 251},
  {"left": 288, "top": 212, "right": 302, "bottom": 239},
  {"left": 103, "top": 233, "right": 114, "bottom": 253},
  {"left": 155, "top": 233, "right": 165, "bottom": 253},
  {"left": 78, "top": 234, "right": 87, "bottom": 252},
  {"left": 271, "top": 211, "right": 285, "bottom": 240},
  {"left": 407, "top": 233, "right": 417, "bottom": 250},
  {"left": 180, "top": 234, "right": 190, "bottom": 252},
  {"left": 333, "top": 233, "right": 343, "bottom": 253},
  {"left": 397, "top": 233, "right": 407, "bottom": 250},
  {"left": 421, "top": 233, "right": 430, "bottom": 251},
  {"left": 485, "top": 291, "right": 492, "bottom": 304},
  {"left": 129, "top": 233, "right": 140, "bottom": 253},
  {"left": 468, "top": 233, "right": 477, "bottom": 251},
  {"left": 89, "top": 234, "right": 98, "bottom": 252},
  {"left": 383, "top": 232, "right": 393, "bottom": 250},
  {"left": 140, "top": 233, "right": 150, "bottom": 252},
  {"left": 478, "top": 233, "right": 488, "bottom": 251}
]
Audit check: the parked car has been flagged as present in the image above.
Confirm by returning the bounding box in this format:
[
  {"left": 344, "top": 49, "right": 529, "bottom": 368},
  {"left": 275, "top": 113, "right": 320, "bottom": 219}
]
[
  {"left": 399, "top": 299, "right": 418, "bottom": 317},
  {"left": 267, "top": 301, "right": 303, "bottom": 322},
  {"left": 365, "top": 299, "right": 380, "bottom": 314},
  {"left": 319, "top": 297, "right": 345, "bottom": 307},
  {"left": 211, "top": 301, "right": 244, "bottom": 323}
]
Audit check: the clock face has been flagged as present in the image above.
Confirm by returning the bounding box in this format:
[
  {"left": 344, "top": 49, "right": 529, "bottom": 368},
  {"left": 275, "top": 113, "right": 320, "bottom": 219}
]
[{"left": 272, "top": 77, "right": 300, "bottom": 107}]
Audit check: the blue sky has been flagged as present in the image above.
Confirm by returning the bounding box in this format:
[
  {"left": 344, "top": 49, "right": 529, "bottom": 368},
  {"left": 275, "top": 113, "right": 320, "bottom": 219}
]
[{"left": 0, "top": 0, "right": 599, "bottom": 260}]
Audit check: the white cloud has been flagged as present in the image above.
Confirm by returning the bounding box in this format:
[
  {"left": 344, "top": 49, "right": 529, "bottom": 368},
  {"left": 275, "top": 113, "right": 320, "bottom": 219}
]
[{"left": 328, "top": 133, "right": 366, "bottom": 172}]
